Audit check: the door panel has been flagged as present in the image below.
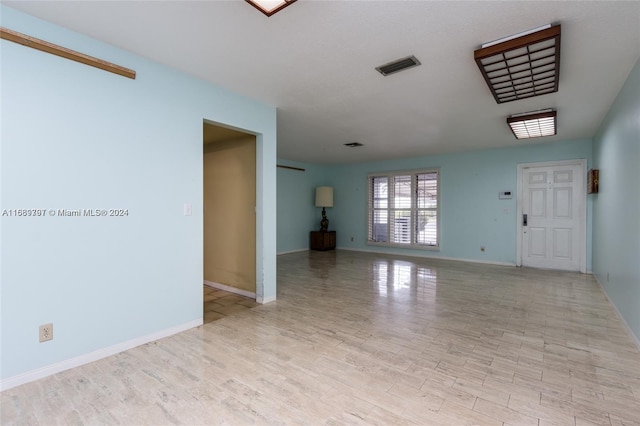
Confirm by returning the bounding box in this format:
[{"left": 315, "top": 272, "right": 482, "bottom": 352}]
[
  {"left": 529, "top": 171, "right": 547, "bottom": 184},
  {"left": 554, "top": 187, "right": 572, "bottom": 218},
  {"left": 553, "top": 228, "right": 572, "bottom": 259},
  {"left": 529, "top": 228, "right": 547, "bottom": 257},
  {"left": 554, "top": 170, "right": 572, "bottom": 183},
  {"left": 521, "top": 163, "right": 584, "bottom": 271},
  {"left": 531, "top": 189, "right": 546, "bottom": 217}
]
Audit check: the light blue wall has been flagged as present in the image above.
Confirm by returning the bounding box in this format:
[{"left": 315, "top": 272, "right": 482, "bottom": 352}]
[
  {"left": 0, "top": 6, "right": 277, "bottom": 381},
  {"left": 276, "top": 159, "right": 330, "bottom": 254},
  {"left": 592, "top": 58, "right": 640, "bottom": 342},
  {"left": 328, "top": 140, "right": 593, "bottom": 266},
  {"left": 278, "top": 140, "right": 593, "bottom": 267}
]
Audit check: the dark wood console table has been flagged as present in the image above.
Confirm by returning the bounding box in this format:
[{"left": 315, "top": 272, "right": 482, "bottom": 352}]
[{"left": 310, "top": 231, "right": 336, "bottom": 251}]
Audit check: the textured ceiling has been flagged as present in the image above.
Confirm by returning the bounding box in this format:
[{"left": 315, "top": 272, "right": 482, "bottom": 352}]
[{"left": 5, "top": 1, "right": 640, "bottom": 164}]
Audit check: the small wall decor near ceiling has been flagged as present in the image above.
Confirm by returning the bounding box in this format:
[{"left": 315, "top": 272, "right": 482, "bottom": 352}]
[
  {"left": 507, "top": 109, "right": 557, "bottom": 139},
  {"left": 245, "top": 0, "right": 297, "bottom": 16},
  {"left": 475, "top": 24, "right": 561, "bottom": 104}
]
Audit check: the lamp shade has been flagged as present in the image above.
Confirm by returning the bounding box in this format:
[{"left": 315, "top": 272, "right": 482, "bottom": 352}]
[{"left": 315, "top": 186, "right": 334, "bottom": 207}]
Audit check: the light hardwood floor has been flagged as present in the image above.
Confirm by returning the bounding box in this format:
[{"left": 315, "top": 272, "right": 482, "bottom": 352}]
[
  {"left": 203, "top": 286, "right": 259, "bottom": 324},
  {"left": 3, "top": 250, "right": 640, "bottom": 425}
]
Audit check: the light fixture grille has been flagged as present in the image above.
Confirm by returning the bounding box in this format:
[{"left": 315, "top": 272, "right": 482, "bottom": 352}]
[
  {"left": 245, "top": 0, "right": 297, "bottom": 17},
  {"left": 507, "top": 110, "right": 557, "bottom": 139},
  {"left": 475, "top": 25, "right": 561, "bottom": 104}
]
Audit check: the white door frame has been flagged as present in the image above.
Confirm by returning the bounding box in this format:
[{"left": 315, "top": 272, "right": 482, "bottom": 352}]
[{"left": 516, "top": 159, "right": 587, "bottom": 273}]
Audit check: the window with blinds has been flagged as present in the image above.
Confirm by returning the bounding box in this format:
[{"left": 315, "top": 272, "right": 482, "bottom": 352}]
[{"left": 368, "top": 170, "right": 439, "bottom": 249}]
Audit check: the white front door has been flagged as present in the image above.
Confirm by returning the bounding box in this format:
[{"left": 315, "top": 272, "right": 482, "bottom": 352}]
[{"left": 519, "top": 161, "right": 586, "bottom": 272}]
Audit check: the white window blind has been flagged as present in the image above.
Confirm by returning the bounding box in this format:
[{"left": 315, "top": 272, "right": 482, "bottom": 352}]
[{"left": 368, "top": 170, "right": 439, "bottom": 249}]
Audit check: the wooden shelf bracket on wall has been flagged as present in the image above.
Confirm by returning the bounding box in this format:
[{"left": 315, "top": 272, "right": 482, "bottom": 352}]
[{"left": 1, "top": 27, "right": 136, "bottom": 79}]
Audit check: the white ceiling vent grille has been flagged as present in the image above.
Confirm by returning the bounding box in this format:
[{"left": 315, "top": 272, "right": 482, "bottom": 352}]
[{"left": 376, "top": 55, "right": 421, "bottom": 76}]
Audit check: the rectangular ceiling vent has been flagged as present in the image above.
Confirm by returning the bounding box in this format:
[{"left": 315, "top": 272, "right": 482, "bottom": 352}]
[{"left": 376, "top": 55, "right": 421, "bottom": 76}]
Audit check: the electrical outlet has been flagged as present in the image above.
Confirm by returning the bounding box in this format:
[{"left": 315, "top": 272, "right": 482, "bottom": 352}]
[{"left": 39, "top": 323, "right": 53, "bottom": 342}]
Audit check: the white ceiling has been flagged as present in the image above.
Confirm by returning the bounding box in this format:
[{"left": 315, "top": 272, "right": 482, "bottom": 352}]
[{"left": 5, "top": 1, "right": 640, "bottom": 164}]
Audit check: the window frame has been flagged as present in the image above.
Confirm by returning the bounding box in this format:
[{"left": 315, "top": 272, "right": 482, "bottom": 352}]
[{"left": 367, "top": 168, "right": 440, "bottom": 250}]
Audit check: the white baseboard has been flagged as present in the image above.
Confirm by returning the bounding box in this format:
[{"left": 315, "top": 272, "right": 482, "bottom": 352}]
[
  {"left": 256, "top": 295, "right": 277, "bottom": 304},
  {"left": 593, "top": 275, "right": 640, "bottom": 352},
  {"left": 336, "top": 247, "right": 516, "bottom": 267},
  {"left": 0, "top": 319, "right": 202, "bottom": 392},
  {"left": 203, "top": 280, "right": 256, "bottom": 299},
  {"left": 277, "top": 248, "right": 309, "bottom": 255}
]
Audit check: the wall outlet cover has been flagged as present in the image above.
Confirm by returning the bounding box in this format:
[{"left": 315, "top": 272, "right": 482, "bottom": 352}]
[{"left": 39, "top": 323, "right": 53, "bottom": 342}]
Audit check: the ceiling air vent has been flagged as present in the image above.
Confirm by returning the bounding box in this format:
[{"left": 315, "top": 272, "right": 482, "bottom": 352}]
[
  {"left": 376, "top": 55, "right": 421, "bottom": 76},
  {"left": 344, "top": 142, "right": 363, "bottom": 147}
]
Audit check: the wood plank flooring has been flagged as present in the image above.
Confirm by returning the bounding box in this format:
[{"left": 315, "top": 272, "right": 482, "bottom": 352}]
[
  {"left": 203, "top": 286, "right": 259, "bottom": 323},
  {"left": 2, "top": 250, "right": 639, "bottom": 425}
]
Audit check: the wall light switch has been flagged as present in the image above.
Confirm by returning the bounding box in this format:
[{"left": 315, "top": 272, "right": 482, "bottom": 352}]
[{"left": 184, "top": 203, "right": 192, "bottom": 216}]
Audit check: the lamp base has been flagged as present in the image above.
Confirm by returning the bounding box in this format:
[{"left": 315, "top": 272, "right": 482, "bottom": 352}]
[{"left": 320, "top": 207, "right": 329, "bottom": 232}]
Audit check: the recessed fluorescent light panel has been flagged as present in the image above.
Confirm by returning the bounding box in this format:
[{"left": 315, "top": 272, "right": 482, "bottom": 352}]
[
  {"left": 507, "top": 109, "right": 557, "bottom": 139},
  {"left": 475, "top": 24, "right": 561, "bottom": 104},
  {"left": 376, "top": 56, "right": 421, "bottom": 76},
  {"left": 246, "top": 0, "right": 297, "bottom": 17}
]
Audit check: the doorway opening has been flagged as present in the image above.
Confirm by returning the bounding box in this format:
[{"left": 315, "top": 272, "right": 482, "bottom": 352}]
[{"left": 202, "top": 121, "right": 258, "bottom": 322}]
